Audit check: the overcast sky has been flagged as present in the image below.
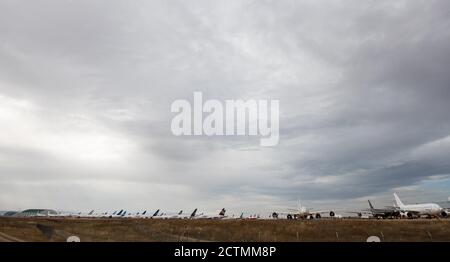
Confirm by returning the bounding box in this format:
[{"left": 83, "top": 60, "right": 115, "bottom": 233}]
[{"left": 1, "top": 0, "right": 450, "bottom": 215}]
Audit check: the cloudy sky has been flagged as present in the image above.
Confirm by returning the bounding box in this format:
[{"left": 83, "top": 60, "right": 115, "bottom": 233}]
[{"left": 1, "top": 0, "right": 450, "bottom": 215}]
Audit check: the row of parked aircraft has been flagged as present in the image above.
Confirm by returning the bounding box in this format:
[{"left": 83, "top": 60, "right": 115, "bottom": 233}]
[
  {"left": 56, "top": 208, "right": 229, "bottom": 220},
  {"left": 363, "top": 193, "right": 449, "bottom": 219},
  {"left": 73, "top": 193, "right": 449, "bottom": 221},
  {"left": 3, "top": 193, "right": 448, "bottom": 220},
  {"left": 273, "top": 193, "right": 450, "bottom": 220}
]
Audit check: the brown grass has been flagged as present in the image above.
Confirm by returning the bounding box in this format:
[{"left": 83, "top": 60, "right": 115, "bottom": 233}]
[{"left": 1, "top": 217, "right": 449, "bottom": 242}]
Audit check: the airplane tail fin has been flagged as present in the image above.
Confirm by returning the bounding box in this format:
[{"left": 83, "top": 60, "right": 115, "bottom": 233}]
[
  {"left": 88, "top": 210, "right": 94, "bottom": 215},
  {"left": 219, "top": 208, "right": 226, "bottom": 216},
  {"left": 178, "top": 210, "right": 183, "bottom": 215},
  {"left": 393, "top": 193, "right": 405, "bottom": 208},
  {"left": 368, "top": 200, "right": 374, "bottom": 209},
  {"left": 152, "top": 209, "right": 160, "bottom": 217},
  {"left": 297, "top": 198, "right": 302, "bottom": 211},
  {"left": 142, "top": 210, "right": 147, "bottom": 215},
  {"left": 190, "top": 208, "right": 197, "bottom": 218}
]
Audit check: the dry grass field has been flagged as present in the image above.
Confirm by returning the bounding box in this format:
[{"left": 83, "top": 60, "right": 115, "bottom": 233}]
[{"left": 0, "top": 217, "right": 449, "bottom": 242}]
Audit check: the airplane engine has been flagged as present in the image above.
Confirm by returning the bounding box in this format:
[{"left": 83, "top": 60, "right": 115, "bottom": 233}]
[
  {"left": 287, "top": 214, "right": 293, "bottom": 220},
  {"left": 441, "top": 211, "right": 448, "bottom": 217},
  {"left": 406, "top": 212, "right": 413, "bottom": 218},
  {"left": 329, "top": 211, "right": 335, "bottom": 217},
  {"left": 315, "top": 213, "right": 321, "bottom": 219},
  {"left": 272, "top": 212, "right": 279, "bottom": 219}
]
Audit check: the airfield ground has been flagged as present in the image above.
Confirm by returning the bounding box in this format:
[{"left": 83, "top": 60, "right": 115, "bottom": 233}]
[{"left": 0, "top": 217, "right": 449, "bottom": 242}]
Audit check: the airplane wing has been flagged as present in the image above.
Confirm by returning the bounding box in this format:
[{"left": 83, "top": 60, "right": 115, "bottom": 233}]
[
  {"left": 273, "top": 211, "right": 296, "bottom": 215},
  {"left": 309, "top": 210, "right": 332, "bottom": 214},
  {"left": 348, "top": 211, "right": 370, "bottom": 215},
  {"left": 272, "top": 208, "right": 304, "bottom": 215},
  {"left": 384, "top": 206, "right": 400, "bottom": 210},
  {"left": 399, "top": 209, "right": 421, "bottom": 215},
  {"left": 308, "top": 210, "right": 336, "bottom": 216}
]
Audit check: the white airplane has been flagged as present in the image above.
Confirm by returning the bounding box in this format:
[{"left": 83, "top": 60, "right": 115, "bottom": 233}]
[
  {"left": 394, "top": 193, "right": 448, "bottom": 218},
  {"left": 149, "top": 209, "right": 160, "bottom": 218},
  {"left": 126, "top": 210, "right": 147, "bottom": 218},
  {"left": 75, "top": 210, "right": 95, "bottom": 218},
  {"left": 117, "top": 210, "right": 131, "bottom": 218},
  {"left": 171, "top": 210, "right": 185, "bottom": 219},
  {"left": 108, "top": 209, "right": 125, "bottom": 218},
  {"left": 123, "top": 211, "right": 135, "bottom": 218},
  {"left": 194, "top": 208, "right": 227, "bottom": 219},
  {"left": 91, "top": 210, "right": 114, "bottom": 218},
  {"left": 75, "top": 210, "right": 111, "bottom": 218},
  {"left": 153, "top": 210, "right": 183, "bottom": 219},
  {"left": 151, "top": 209, "right": 192, "bottom": 219},
  {"left": 48, "top": 210, "right": 77, "bottom": 218},
  {"left": 223, "top": 212, "right": 244, "bottom": 220},
  {"left": 137, "top": 209, "right": 161, "bottom": 218},
  {"left": 272, "top": 200, "right": 338, "bottom": 219},
  {"left": 242, "top": 213, "right": 261, "bottom": 220},
  {"left": 158, "top": 209, "right": 199, "bottom": 219},
  {"left": 177, "top": 209, "right": 198, "bottom": 219},
  {"left": 112, "top": 210, "right": 155, "bottom": 218}
]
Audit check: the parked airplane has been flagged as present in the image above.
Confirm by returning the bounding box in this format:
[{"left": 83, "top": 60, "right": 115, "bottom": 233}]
[
  {"left": 353, "top": 200, "right": 400, "bottom": 219},
  {"left": 179, "top": 209, "right": 198, "bottom": 219},
  {"left": 272, "top": 200, "right": 337, "bottom": 219},
  {"left": 247, "top": 214, "right": 261, "bottom": 219},
  {"left": 75, "top": 210, "right": 113, "bottom": 218},
  {"left": 109, "top": 209, "right": 124, "bottom": 218},
  {"left": 172, "top": 210, "right": 184, "bottom": 218},
  {"left": 156, "top": 210, "right": 184, "bottom": 219},
  {"left": 195, "top": 208, "right": 227, "bottom": 219},
  {"left": 125, "top": 210, "right": 147, "bottom": 218},
  {"left": 75, "top": 210, "right": 95, "bottom": 218},
  {"left": 188, "top": 209, "right": 198, "bottom": 219},
  {"left": 152, "top": 209, "right": 190, "bottom": 219},
  {"left": 394, "top": 193, "right": 448, "bottom": 218},
  {"left": 137, "top": 209, "right": 160, "bottom": 218},
  {"left": 150, "top": 209, "right": 160, "bottom": 218}
]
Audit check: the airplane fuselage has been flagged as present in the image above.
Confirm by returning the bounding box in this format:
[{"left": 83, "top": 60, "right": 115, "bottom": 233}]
[{"left": 401, "top": 203, "right": 443, "bottom": 216}]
